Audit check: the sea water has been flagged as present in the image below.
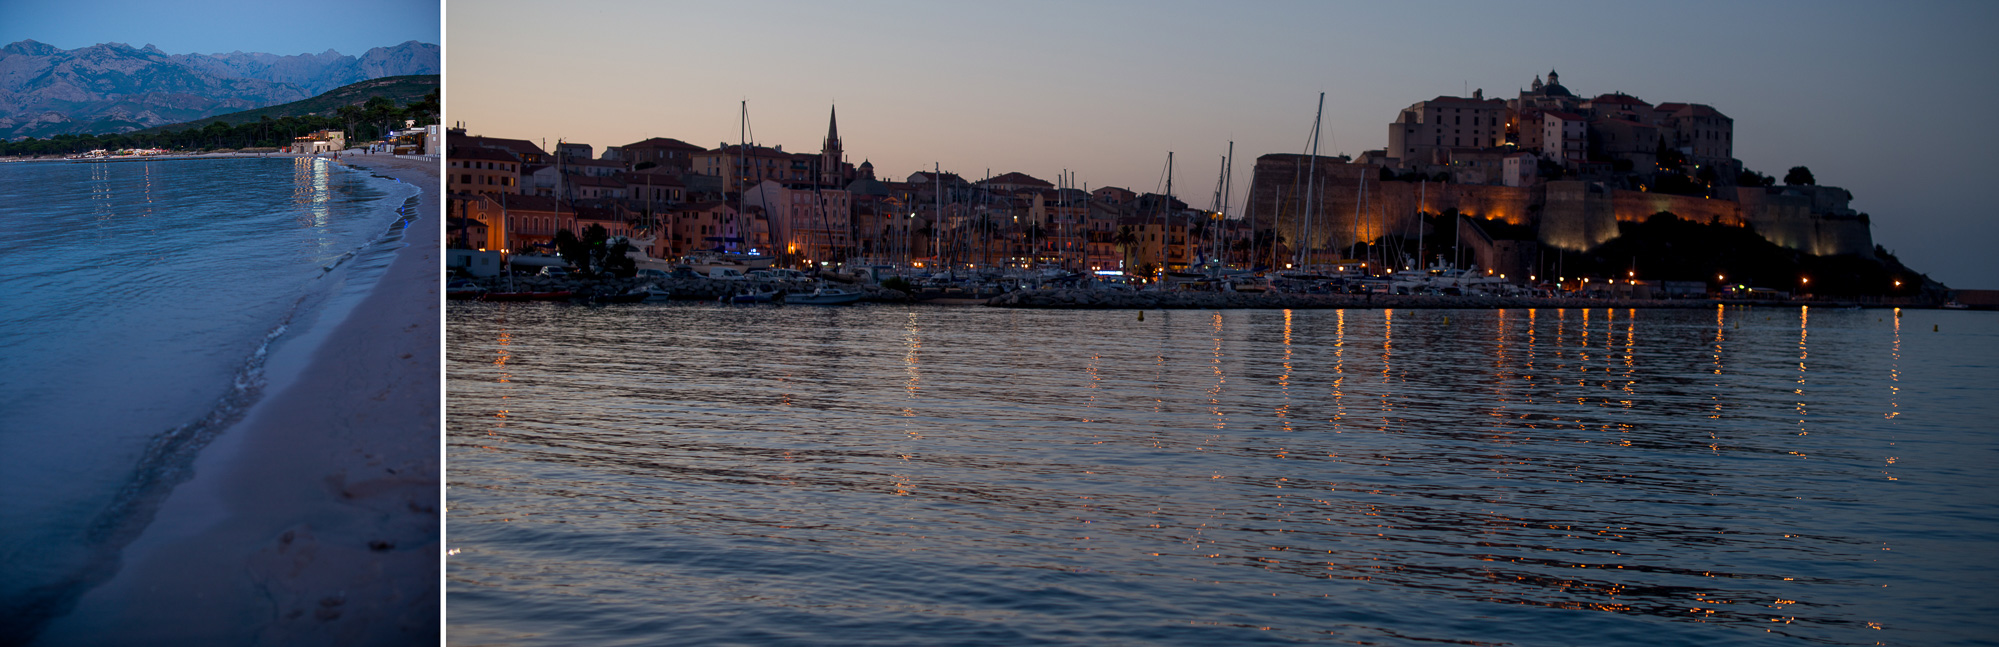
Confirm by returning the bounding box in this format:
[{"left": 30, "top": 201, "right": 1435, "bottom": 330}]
[
  {"left": 0, "top": 157, "right": 418, "bottom": 637},
  {"left": 446, "top": 302, "right": 1998, "bottom": 646}
]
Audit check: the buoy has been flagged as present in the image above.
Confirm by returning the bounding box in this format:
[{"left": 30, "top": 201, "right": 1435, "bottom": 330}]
[
  {"left": 1444, "top": 316, "right": 1450, "bottom": 324},
  {"left": 1138, "top": 311, "right": 1145, "bottom": 321},
  {"left": 1934, "top": 324, "right": 1938, "bottom": 332}
]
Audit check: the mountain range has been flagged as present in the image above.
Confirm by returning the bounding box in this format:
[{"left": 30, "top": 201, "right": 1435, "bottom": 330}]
[{"left": 0, "top": 40, "right": 438, "bottom": 140}]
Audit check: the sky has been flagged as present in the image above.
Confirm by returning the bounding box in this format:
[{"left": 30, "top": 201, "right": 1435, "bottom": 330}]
[
  {"left": 478, "top": 2, "right": 1966, "bottom": 287},
  {"left": 0, "top": 0, "right": 439, "bottom": 56}
]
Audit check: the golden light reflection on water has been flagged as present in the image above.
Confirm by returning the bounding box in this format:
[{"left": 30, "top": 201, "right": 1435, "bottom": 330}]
[
  {"left": 1331, "top": 309, "right": 1346, "bottom": 428},
  {"left": 1797, "top": 306, "right": 1809, "bottom": 436},
  {"left": 488, "top": 317, "right": 512, "bottom": 447},
  {"left": 1278, "top": 309, "right": 1293, "bottom": 431},
  {"left": 1210, "top": 312, "right": 1227, "bottom": 431},
  {"left": 1379, "top": 309, "right": 1393, "bottom": 430}
]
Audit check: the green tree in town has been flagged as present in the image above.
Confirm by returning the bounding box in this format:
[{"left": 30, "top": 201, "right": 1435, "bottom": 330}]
[{"left": 1784, "top": 166, "right": 1816, "bottom": 185}]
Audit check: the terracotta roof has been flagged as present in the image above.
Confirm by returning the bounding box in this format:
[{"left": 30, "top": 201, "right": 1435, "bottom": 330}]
[
  {"left": 571, "top": 175, "right": 625, "bottom": 188},
  {"left": 1665, "top": 103, "right": 1729, "bottom": 119},
  {"left": 680, "top": 200, "right": 734, "bottom": 212},
  {"left": 1427, "top": 96, "right": 1507, "bottom": 106},
  {"left": 451, "top": 147, "right": 518, "bottom": 163},
  {"left": 620, "top": 137, "right": 706, "bottom": 151},
  {"left": 451, "top": 133, "right": 547, "bottom": 158},
  {"left": 1543, "top": 111, "right": 1588, "bottom": 121},
  {"left": 706, "top": 143, "right": 788, "bottom": 157},
  {"left": 1590, "top": 93, "right": 1651, "bottom": 106},
  {"left": 983, "top": 171, "right": 1053, "bottom": 188}
]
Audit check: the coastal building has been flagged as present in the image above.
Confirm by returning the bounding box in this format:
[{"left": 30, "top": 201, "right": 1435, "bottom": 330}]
[
  {"left": 606, "top": 137, "right": 705, "bottom": 173},
  {"left": 570, "top": 174, "right": 627, "bottom": 200},
  {"left": 1540, "top": 111, "right": 1587, "bottom": 166},
  {"left": 693, "top": 143, "right": 802, "bottom": 192},
  {"left": 1501, "top": 151, "right": 1539, "bottom": 187},
  {"left": 1386, "top": 92, "right": 1507, "bottom": 168},
  {"left": 290, "top": 129, "right": 345, "bottom": 154},
  {"left": 448, "top": 130, "right": 549, "bottom": 164},
  {"left": 1655, "top": 102, "right": 1735, "bottom": 172},
  {"left": 668, "top": 201, "right": 744, "bottom": 258},
  {"left": 449, "top": 146, "right": 521, "bottom": 195},
  {"left": 554, "top": 141, "right": 593, "bottom": 161},
  {"left": 741, "top": 180, "right": 854, "bottom": 265},
  {"left": 617, "top": 170, "right": 685, "bottom": 205},
  {"left": 1591, "top": 117, "right": 1658, "bottom": 171}
]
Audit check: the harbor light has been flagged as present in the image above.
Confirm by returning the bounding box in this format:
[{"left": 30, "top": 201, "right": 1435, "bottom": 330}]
[{"left": 1894, "top": 279, "right": 1902, "bottom": 288}]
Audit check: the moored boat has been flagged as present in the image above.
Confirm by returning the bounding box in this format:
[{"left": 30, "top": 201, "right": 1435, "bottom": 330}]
[
  {"left": 787, "top": 284, "right": 863, "bottom": 305},
  {"left": 480, "top": 289, "right": 574, "bottom": 302}
]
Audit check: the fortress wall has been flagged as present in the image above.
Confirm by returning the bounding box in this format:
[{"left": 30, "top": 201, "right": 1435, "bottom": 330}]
[
  {"left": 1247, "top": 156, "right": 1874, "bottom": 258},
  {"left": 1739, "top": 190, "right": 1816, "bottom": 252},
  {"left": 1610, "top": 191, "right": 1745, "bottom": 226},
  {"left": 1813, "top": 213, "right": 1875, "bottom": 258},
  {"left": 1539, "top": 181, "right": 1618, "bottom": 251}
]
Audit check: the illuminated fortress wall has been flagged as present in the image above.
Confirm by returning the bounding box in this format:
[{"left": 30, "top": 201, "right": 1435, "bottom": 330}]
[{"left": 1247, "top": 155, "right": 1872, "bottom": 259}]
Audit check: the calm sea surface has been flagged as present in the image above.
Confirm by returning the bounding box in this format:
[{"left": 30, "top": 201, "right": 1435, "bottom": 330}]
[
  {"left": 0, "top": 157, "right": 418, "bottom": 637},
  {"left": 447, "top": 302, "right": 1998, "bottom": 646}
]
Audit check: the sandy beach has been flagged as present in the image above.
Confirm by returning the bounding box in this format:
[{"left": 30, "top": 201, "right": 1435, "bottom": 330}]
[{"left": 35, "top": 154, "right": 441, "bottom": 645}]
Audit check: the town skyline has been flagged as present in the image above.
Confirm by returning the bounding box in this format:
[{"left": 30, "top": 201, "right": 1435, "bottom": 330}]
[{"left": 450, "top": 0, "right": 1997, "bottom": 287}]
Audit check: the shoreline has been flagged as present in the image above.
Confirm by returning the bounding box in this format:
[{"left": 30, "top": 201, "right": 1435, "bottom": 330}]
[
  {"left": 35, "top": 154, "right": 441, "bottom": 645},
  {"left": 985, "top": 288, "right": 1947, "bottom": 310}
]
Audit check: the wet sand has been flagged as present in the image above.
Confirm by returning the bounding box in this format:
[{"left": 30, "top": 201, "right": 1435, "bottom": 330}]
[{"left": 35, "top": 154, "right": 441, "bottom": 645}]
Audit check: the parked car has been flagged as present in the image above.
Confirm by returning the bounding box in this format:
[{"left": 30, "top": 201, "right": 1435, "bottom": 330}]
[{"left": 537, "top": 266, "right": 570, "bottom": 278}]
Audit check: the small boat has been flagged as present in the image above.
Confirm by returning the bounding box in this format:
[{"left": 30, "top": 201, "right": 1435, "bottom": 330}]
[
  {"left": 446, "top": 280, "right": 487, "bottom": 300},
  {"left": 1942, "top": 301, "right": 1969, "bottom": 310},
  {"left": 720, "top": 285, "right": 781, "bottom": 304},
  {"left": 590, "top": 289, "right": 651, "bottom": 304},
  {"left": 480, "top": 290, "right": 574, "bottom": 302},
  {"left": 640, "top": 283, "right": 674, "bottom": 301},
  {"left": 787, "top": 284, "right": 863, "bottom": 305}
]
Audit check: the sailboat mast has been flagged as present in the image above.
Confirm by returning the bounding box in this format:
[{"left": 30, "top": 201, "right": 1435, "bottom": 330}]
[
  {"left": 1221, "top": 141, "right": 1233, "bottom": 270},
  {"left": 1417, "top": 178, "right": 1426, "bottom": 271},
  {"left": 1300, "top": 92, "right": 1323, "bottom": 269},
  {"left": 1161, "top": 152, "right": 1172, "bottom": 277}
]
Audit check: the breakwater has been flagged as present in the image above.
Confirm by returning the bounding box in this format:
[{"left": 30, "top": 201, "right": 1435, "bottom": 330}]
[
  {"left": 465, "top": 274, "right": 910, "bottom": 302},
  {"left": 984, "top": 288, "right": 1910, "bottom": 310}
]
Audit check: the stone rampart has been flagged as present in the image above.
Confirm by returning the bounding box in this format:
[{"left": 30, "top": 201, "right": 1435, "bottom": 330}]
[{"left": 1249, "top": 156, "right": 1875, "bottom": 258}]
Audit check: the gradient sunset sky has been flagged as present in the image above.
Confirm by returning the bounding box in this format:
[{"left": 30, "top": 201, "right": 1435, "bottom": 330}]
[
  {"left": 451, "top": 0, "right": 1997, "bottom": 286},
  {"left": 0, "top": 0, "right": 438, "bottom": 55}
]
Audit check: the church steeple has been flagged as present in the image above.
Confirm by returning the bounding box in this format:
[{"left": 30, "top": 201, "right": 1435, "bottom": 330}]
[
  {"left": 826, "top": 105, "right": 840, "bottom": 146},
  {"left": 820, "top": 104, "right": 845, "bottom": 185}
]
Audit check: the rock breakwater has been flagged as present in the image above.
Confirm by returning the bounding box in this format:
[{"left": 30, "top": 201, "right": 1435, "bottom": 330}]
[
  {"left": 467, "top": 275, "right": 909, "bottom": 302},
  {"left": 985, "top": 288, "right": 1726, "bottom": 310}
]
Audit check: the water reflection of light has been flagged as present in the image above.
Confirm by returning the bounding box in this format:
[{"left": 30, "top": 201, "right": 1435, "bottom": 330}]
[
  {"left": 491, "top": 321, "right": 512, "bottom": 442},
  {"left": 1796, "top": 306, "right": 1809, "bottom": 436},
  {"left": 1887, "top": 309, "right": 1900, "bottom": 420},
  {"left": 1709, "top": 306, "right": 1727, "bottom": 447},
  {"left": 1331, "top": 309, "right": 1345, "bottom": 427},
  {"left": 1210, "top": 311, "right": 1226, "bottom": 431},
  {"left": 1277, "top": 309, "right": 1292, "bottom": 431}
]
